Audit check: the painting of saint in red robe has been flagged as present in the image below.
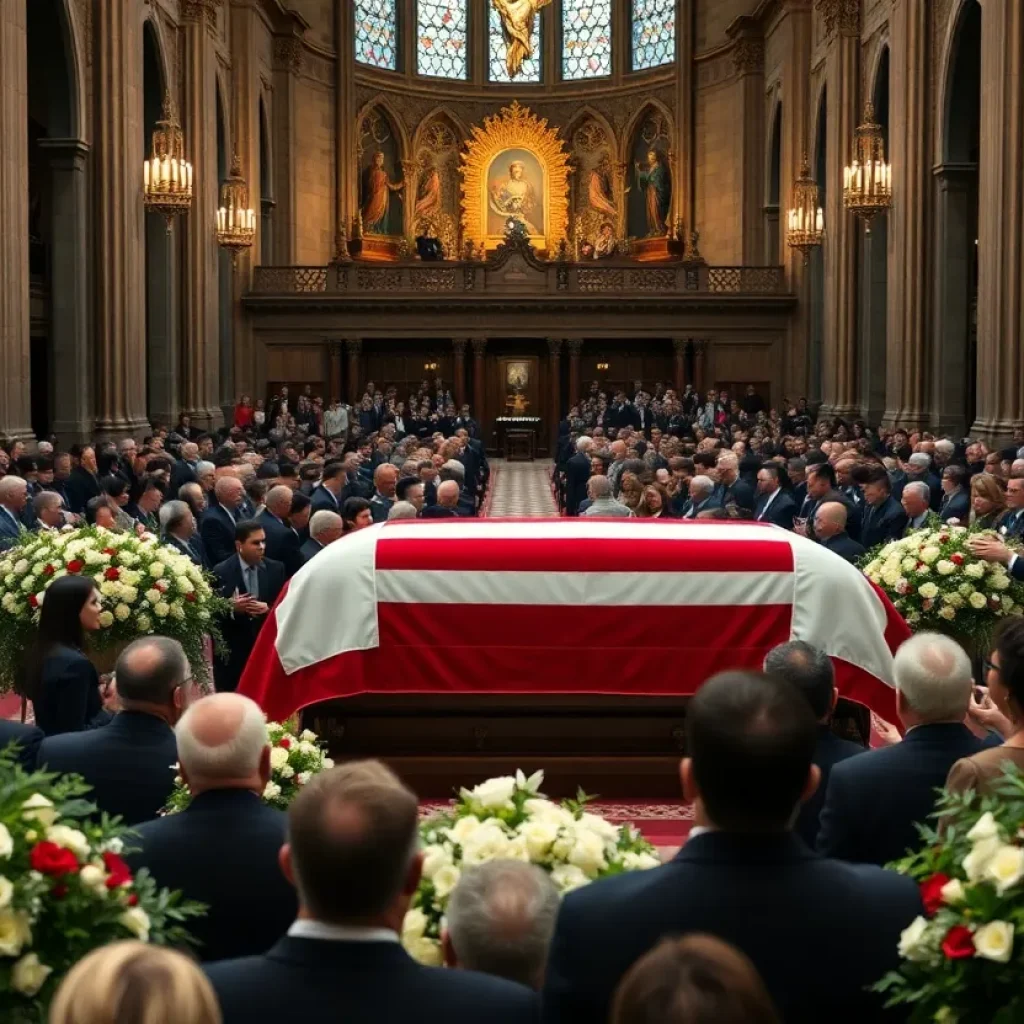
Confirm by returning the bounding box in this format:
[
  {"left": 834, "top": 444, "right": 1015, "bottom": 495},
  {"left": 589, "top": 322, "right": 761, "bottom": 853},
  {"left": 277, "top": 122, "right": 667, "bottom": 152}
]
[{"left": 360, "top": 150, "right": 404, "bottom": 235}]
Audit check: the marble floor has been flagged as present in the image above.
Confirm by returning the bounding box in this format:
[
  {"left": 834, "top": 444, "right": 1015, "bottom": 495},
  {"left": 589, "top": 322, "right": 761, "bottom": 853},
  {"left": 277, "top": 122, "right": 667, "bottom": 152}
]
[{"left": 485, "top": 459, "right": 559, "bottom": 518}]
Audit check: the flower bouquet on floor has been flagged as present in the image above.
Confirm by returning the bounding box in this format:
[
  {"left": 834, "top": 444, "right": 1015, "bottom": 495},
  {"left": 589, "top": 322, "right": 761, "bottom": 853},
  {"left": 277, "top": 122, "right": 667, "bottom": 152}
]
[
  {"left": 875, "top": 765, "right": 1024, "bottom": 1022},
  {"left": 0, "top": 748, "right": 204, "bottom": 1022},
  {"left": 402, "top": 770, "right": 661, "bottom": 966},
  {"left": 163, "top": 719, "right": 334, "bottom": 813},
  {"left": 0, "top": 526, "right": 229, "bottom": 690},
  {"left": 860, "top": 525, "right": 1024, "bottom": 647}
]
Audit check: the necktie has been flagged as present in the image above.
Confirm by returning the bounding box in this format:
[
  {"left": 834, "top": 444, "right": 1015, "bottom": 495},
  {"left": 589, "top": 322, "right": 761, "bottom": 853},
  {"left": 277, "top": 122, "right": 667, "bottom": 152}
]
[{"left": 246, "top": 565, "right": 259, "bottom": 601}]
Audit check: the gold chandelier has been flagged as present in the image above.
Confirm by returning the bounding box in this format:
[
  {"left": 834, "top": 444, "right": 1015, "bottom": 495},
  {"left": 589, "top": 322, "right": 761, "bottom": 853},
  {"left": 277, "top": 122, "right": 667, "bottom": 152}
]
[
  {"left": 215, "top": 154, "right": 256, "bottom": 261},
  {"left": 842, "top": 102, "right": 892, "bottom": 228},
  {"left": 786, "top": 154, "right": 824, "bottom": 262},
  {"left": 143, "top": 93, "right": 193, "bottom": 228}
]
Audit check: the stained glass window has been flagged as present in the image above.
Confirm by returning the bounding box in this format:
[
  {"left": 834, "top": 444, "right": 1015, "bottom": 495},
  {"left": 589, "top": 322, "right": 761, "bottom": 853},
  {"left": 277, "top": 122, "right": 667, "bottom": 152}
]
[
  {"left": 417, "top": 0, "right": 468, "bottom": 79},
  {"left": 489, "top": 5, "right": 542, "bottom": 83},
  {"left": 354, "top": 0, "right": 398, "bottom": 71},
  {"left": 562, "top": 0, "right": 612, "bottom": 80},
  {"left": 632, "top": 0, "right": 676, "bottom": 71}
]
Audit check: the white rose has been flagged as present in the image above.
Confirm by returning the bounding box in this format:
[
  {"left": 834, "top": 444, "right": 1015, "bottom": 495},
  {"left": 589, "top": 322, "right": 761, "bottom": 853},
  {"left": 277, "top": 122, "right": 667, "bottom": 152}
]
[
  {"left": 964, "top": 836, "right": 1003, "bottom": 882},
  {"left": 621, "top": 851, "right": 661, "bottom": 871},
  {"left": 300, "top": 729, "right": 318, "bottom": 743},
  {"left": 405, "top": 936, "right": 444, "bottom": 966},
  {"left": 144, "top": 588, "right": 161, "bottom": 605},
  {"left": 567, "top": 828, "right": 607, "bottom": 877},
  {"left": 985, "top": 844, "right": 1024, "bottom": 894},
  {"left": 153, "top": 601, "right": 170, "bottom": 619},
  {"left": 269, "top": 746, "right": 290, "bottom": 770},
  {"left": 13, "top": 560, "right": 28, "bottom": 575},
  {"left": 460, "top": 822, "right": 512, "bottom": 865},
  {"left": 897, "top": 915, "right": 933, "bottom": 962},
  {"left": 170, "top": 602, "right": 185, "bottom": 621},
  {"left": 111, "top": 603, "right": 131, "bottom": 622},
  {"left": 401, "top": 907, "right": 428, "bottom": 942},
  {"left": 550, "top": 863, "right": 590, "bottom": 893},
  {"left": 176, "top": 576, "right": 194, "bottom": 593},
  {"left": 967, "top": 812, "right": 1000, "bottom": 843},
  {"left": 0, "top": 824, "right": 12, "bottom": 860},
  {"left": 965, "top": 562, "right": 985, "bottom": 579},
  {"left": 297, "top": 772, "right": 311, "bottom": 785},
  {"left": 149, "top": 562, "right": 165, "bottom": 578},
  {"left": 263, "top": 781, "right": 281, "bottom": 802},
  {"left": 136, "top": 614, "right": 152, "bottom": 631},
  {"left": 523, "top": 799, "right": 575, "bottom": 828},
  {"left": 279, "top": 764, "right": 295, "bottom": 779},
  {"left": 432, "top": 864, "right": 462, "bottom": 900},
  {"left": 298, "top": 740, "right": 318, "bottom": 757},
  {"left": 78, "top": 863, "right": 108, "bottom": 896},
  {"left": 940, "top": 878, "right": 966, "bottom": 905},
  {"left": 919, "top": 546, "right": 941, "bottom": 564},
  {"left": 939, "top": 605, "right": 957, "bottom": 621},
  {"left": 447, "top": 815, "right": 483, "bottom": 845},
  {"left": 918, "top": 582, "right": 939, "bottom": 600},
  {"left": 901, "top": 557, "right": 917, "bottom": 574},
  {"left": 46, "top": 825, "right": 90, "bottom": 862},
  {"left": 991, "top": 574, "right": 1011, "bottom": 591},
  {"left": 118, "top": 906, "right": 151, "bottom": 942},
  {"left": 10, "top": 952, "right": 52, "bottom": 996},
  {"left": 99, "top": 580, "right": 118, "bottom": 598},
  {"left": 969, "top": 591, "right": 987, "bottom": 610},
  {"left": 467, "top": 776, "right": 517, "bottom": 812},
  {"left": 974, "top": 920, "right": 1014, "bottom": 963},
  {"left": 578, "top": 812, "right": 621, "bottom": 845},
  {"left": 322, "top": 757, "right": 334, "bottom": 769},
  {"left": 98, "top": 610, "right": 114, "bottom": 628},
  {"left": 882, "top": 568, "right": 901, "bottom": 587},
  {"left": 0, "top": 909, "right": 32, "bottom": 957},
  {"left": 421, "top": 844, "right": 454, "bottom": 880},
  {"left": 21, "top": 793, "right": 58, "bottom": 827},
  {"left": 518, "top": 819, "right": 561, "bottom": 861},
  {"left": 936, "top": 560, "right": 956, "bottom": 576},
  {"left": 0, "top": 876, "right": 12, "bottom": 908}
]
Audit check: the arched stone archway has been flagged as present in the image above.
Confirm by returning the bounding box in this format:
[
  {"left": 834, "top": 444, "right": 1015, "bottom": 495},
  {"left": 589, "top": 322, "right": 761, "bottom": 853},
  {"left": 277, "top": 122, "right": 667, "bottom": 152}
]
[
  {"left": 934, "top": 0, "right": 980, "bottom": 436},
  {"left": 808, "top": 87, "right": 828, "bottom": 408}
]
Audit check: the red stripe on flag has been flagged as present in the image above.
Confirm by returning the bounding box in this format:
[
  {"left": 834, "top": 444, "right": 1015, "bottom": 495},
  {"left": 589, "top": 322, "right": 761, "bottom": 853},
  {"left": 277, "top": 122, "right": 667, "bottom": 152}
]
[{"left": 374, "top": 537, "right": 795, "bottom": 574}]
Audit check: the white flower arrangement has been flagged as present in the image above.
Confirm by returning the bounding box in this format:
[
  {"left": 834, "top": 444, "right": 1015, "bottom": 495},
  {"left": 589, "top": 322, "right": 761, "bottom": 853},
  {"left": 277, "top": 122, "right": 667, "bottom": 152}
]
[{"left": 402, "top": 770, "right": 660, "bottom": 966}]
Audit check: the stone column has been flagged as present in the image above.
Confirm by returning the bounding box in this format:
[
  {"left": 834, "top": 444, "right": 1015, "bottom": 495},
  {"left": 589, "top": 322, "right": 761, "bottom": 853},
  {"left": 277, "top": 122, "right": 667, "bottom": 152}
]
[
  {"left": 567, "top": 340, "right": 583, "bottom": 408},
  {"left": 345, "top": 338, "right": 362, "bottom": 405},
  {"left": 818, "top": 0, "right": 860, "bottom": 420},
  {"left": 547, "top": 338, "right": 563, "bottom": 450},
  {"left": 0, "top": 0, "right": 33, "bottom": 440},
  {"left": 471, "top": 338, "right": 487, "bottom": 425},
  {"left": 673, "top": 339, "right": 687, "bottom": 394},
  {"left": 272, "top": 36, "right": 302, "bottom": 264},
  {"left": 333, "top": 2, "right": 356, "bottom": 261},
  {"left": 883, "top": 0, "right": 930, "bottom": 429},
  {"left": 93, "top": 0, "right": 148, "bottom": 438},
  {"left": 674, "top": 0, "right": 695, "bottom": 230},
  {"left": 973, "top": 0, "right": 1024, "bottom": 440},
  {"left": 328, "top": 342, "right": 342, "bottom": 402},
  {"left": 858, "top": 217, "right": 887, "bottom": 426},
  {"left": 40, "top": 139, "right": 92, "bottom": 443},
  {"left": 452, "top": 339, "right": 467, "bottom": 407},
  {"left": 181, "top": 0, "right": 222, "bottom": 429},
  {"left": 693, "top": 341, "right": 707, "bottom": 394},
  {"left": 730, "top": 26, "right": 766, "bottom": 264}
]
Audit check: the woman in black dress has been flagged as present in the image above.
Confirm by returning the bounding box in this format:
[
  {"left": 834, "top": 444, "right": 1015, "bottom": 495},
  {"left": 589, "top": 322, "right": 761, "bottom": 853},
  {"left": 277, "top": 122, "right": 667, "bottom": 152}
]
[{"left": 21, "top": 576, "right": 114, "bottom": 736}]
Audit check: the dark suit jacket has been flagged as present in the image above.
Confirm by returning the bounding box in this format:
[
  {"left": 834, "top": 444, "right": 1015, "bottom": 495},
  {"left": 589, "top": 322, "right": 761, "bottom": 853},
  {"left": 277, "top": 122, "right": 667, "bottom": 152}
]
[
  {"left": 201, "top": 504, "right": 240, "bottom": 568},
  {"left": 798, "top": 726, "right": 866, "bottom": 848},
  {"left": 163, "top": 533, "right": 210, "bottom": 570},
  {"left": 38, "top": 712, "right": 177, "bottom": 825},
  {"left": 817, "top": 722, "right": 993, "bottom": 866},
  {"left": 542, "top": 831, "right": 922, "bottom": 1024},
  {"left": 298, "top": 537, "right": 324, "bottom": 564},
  {"left": 1012, "top": 555, "right": 1024, "bottom": 582},
  {"left": 716, "top": 479, "right": 756, "bottom": 516},
  {"left": 128, "top": 789, "right": 296, "bottom": 962},
  {"left": 0, "top": 720, "right": 43, "bottom": 770},
  {"left": 821, "top": 531, "right": 866, "bottom": 564},
  {"left": 806, "top": 489, "right": 862, "bottom": 543},
  {"left": 565, "top": 453, "right": 592, "bottom": 517},
  {"left": 754, "top": 490, "right": 797, "bottom": 528},
  {"left": 309, "top": 485, "right": 342, "bottom": 517},
  {"left": 860, "top": 496, "right": 909, "bottom": 550},
  {"left": 33, "top": 645, "right": 111, "bottom": 737},
  {"left": 65, "top": 467, "right": 101, "bottom": 515},
  {"left": 940, "top": 488, "right": 970, "bottom": 524},
  {"left": 421, "top": 505, "right": 458, "bottom": 518},
  {"left": 0, "top": 506, "right": 23, "bottom": 548},
  {"left": 213, "top": 556, "right": 287, "bottom": 692},
  {"left": 259, "top": 511, "right": 302, "bottom": 578},
  {"left": 205, "top": 936, "right": 539, "bottom": 1024}
]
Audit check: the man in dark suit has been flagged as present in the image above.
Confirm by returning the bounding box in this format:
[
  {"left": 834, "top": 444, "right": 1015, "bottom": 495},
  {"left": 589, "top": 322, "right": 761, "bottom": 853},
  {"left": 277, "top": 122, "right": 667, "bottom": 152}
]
[
  {"left": 205, "top": 760, "right": 538, "bottom": 1024},
  {"left": 421, "top": 481, "right": 461, "bottom": 518},
  {"left": 0, "top": 476, "right": 28, "bottom": 549},
  {"left": 128, "top": 692, "right": 297, "bottom": 962},
  {"left": 259, "top": 486, "right": 303, "bottom": 578},
  {"left": 939, "top": 464, "right": 971, "bottom": 523},
  {"left": 857, "top": 466, "right": 909, "bottom": 549},
  {"left": 65, "top": 444, "right": 101, "bottom": 515},
  {"left": 900, "top": 480, "right": 934, "bottom": 534},
  {"left": 0, "top": 720, "right": 43, "bottom": 770},
  {"left": 202, "top": 475, "right": 247, "bottom": 567},
  {"left": 814, "top": 502, "right": 867, "bottom": 563},
  {"left": 818, "top": 632, "right": 996, "bottom": 866},
  {"left": 999, "top": 476, "right": 1024, "bottom": 541},
  {"left": 299, "top": 510, "right": 344, "bottom": 564},
  {"left": 541, "top": 672, "right": 922, "bottom": 1024},
  {"left": 764, "top": 641, "right": 866, "bottom": 848},
  {"left": 713, "top": 453, "right": 756, "bottom": 517},
  {"left": 753, "top": 464, "right": 796, "bottom": 528},
  {"left": 787, "top": 457, "right": 808, "bottom": 510},
  {"left": 801, "top": 462, "right": 861, "bottom": 542},
  {"left": 564, "top": 438, "right": 593, "bottom": 517},
  {"left": 310, "top": 462, "right": 345, "bottom": 516},
  {"left": 170, "top": 442, "right": 201, "bottom": 494},
  {"left": 213, "top": 521, "right": 287, "bottom": 693},
  {"left": 37, "top": 637, "right": 187, "bottom": 825},
  {"left": 160, "top": 499, "right": 209, "bottom": 569}
]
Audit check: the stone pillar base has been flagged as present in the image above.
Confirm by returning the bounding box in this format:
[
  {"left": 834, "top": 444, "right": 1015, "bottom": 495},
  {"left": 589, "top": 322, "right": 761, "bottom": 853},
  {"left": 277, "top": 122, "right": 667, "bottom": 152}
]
[
  {"left": 183, "top": 407, "right": 224, "bottom": 433},
  {"left": 970, "top": 417, "right": 1023, "bottom": 447},
  {"left": 94, "top": 416, "right": 152, "bottom": 442}
]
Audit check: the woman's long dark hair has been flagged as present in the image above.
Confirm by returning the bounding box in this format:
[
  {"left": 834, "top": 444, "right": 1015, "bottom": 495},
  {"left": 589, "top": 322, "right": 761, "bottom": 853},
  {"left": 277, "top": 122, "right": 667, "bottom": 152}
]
[{"left": 19, "top": 576, "right": 96, "bottom": 702}]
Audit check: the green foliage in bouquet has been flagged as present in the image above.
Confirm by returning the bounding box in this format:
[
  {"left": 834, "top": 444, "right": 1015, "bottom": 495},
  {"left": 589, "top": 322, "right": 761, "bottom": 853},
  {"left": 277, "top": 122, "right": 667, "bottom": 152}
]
[
  {"left": 0, "top": 526, "right": 230, "bottom": 690},
  {"left": 0, "top": 747, "right": 205, "bottom": 1023},
  {"left": 402, "top": 770, "right": 661, "bottom": 966},
  {"left": 875, "top": 765, "right": 1024, "bottom": 1023},
  {"left": 861, "top": 525, "right": 1024, "bottom": 648},
  {"left": 164, "top": 719, "right": 334, "bottom": 814}
]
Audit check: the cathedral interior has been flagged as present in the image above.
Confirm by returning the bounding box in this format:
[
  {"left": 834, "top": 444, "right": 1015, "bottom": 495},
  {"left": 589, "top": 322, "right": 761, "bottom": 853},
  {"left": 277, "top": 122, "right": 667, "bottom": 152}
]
[{"left": 2, "top": 0, "right": 1020, "bottom": 451}]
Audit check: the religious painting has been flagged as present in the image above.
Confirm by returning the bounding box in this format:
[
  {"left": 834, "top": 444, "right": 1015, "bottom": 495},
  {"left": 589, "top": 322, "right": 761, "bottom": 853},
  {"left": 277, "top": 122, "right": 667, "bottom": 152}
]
[
  {"left": 486, "top": 148, "right": 546, "bottom": 238},
  {"left": 570, "top": 117, "right": 621, "bottom": 258},
  {"left": 461, "top": 102, "right": 571, "bottom": 253},
  {"left": 627, "top": 110, "right": 672, "bottom": 239},
  {"left": 500, "top": 357, "right": 537, "bottom": 416},
  {"left": 358, "top": 107, "right": 405, "bottom": 237},
  {"left": 412, "top": 115, "right": 463, "bottom": 257}
]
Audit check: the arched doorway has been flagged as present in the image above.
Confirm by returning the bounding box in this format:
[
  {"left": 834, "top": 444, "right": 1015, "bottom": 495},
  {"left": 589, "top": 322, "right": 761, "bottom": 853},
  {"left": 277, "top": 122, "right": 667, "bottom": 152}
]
[
  {"left": 935, "top": 0, "right": 980, "bottom": 436},
  {"left": 26, "top": 0, "right": 87, "bottom": 443},
  {"left": 765, "top": 101, "right": 782, "bottom": 264},
  {"left": 860, "top": 47, "right": 889, "bottom": 425},
  {"left": 808, "top": 88, "right": 828, "bottom": 408}
]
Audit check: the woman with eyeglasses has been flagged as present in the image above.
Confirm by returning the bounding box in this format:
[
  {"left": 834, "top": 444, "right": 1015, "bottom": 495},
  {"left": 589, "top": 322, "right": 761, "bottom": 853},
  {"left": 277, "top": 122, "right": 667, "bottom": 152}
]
[{"left": 946, "top": 618, "right": 1024, "bottom": 795}]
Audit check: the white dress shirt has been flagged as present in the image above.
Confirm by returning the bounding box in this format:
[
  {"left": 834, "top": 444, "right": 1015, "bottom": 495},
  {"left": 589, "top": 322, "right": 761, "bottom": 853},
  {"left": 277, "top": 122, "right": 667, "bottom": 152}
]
[{"left": 287, "top": 920, "right": 399, "bottom": 944}]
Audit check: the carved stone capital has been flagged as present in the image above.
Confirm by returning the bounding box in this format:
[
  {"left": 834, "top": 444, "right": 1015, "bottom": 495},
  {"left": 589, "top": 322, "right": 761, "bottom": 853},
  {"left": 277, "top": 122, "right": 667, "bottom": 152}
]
[
  {"left": 345, "top": 338, "right": 362, "bottom": 356},
  {"left": 673, "top": 339, "right": 688, "bottom": 356},
  {"left": 547, "top": 338, "right": 564, "bottom": 357},
  {"left": 471, "top": 338, "right": 487, "bottom": 357},
  {"left": 567, "top": 340, "right": 584, "bottom": 357},
  {"left": 328, "top": 341, "right": 343, "bottom": 359},
  {"left": 452, "top": 339, "right": 468, "bottom": 358},
  {"left": 181, "top": 0, "right": 220, "bottom": 29},
  {"left": 692, "top": 340, "right": 708, "bottom": 357},
  {"left": 731, "top": 37, "right": 765, "bottom": 74},
  {"left": 815, "top": 0, "right": 860, "bottom": 36},
  {"left": 273, "top": 36, "right": 305, "bottom": 76}
]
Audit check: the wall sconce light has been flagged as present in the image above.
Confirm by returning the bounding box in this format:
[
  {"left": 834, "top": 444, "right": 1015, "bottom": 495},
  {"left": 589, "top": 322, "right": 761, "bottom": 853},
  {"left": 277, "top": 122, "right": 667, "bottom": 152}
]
[
  {"left": 424, "top": 362, "right": 438, "bottom": 372},
  {"left": 596, "top": 363, "right": 610, "bottom": 371}
]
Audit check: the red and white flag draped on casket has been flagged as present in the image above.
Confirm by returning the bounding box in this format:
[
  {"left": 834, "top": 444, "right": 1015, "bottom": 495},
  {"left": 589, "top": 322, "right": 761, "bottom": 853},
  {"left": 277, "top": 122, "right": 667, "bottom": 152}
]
[{"left": 238, "top": 519, "right": 910, "bottom": 724}]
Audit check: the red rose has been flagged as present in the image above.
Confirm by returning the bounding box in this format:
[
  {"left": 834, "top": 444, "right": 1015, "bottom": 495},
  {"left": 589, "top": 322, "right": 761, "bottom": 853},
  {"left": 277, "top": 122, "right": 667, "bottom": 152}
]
[
  {"left": 951, "top": 553, "right": 964, "bottom": 566},
  {"left": 30, "top": 841, "right": 80, "bottom": 877},
  {"left": 28, "top": 595, "right": 38, "bottom": 609},
  {"left": 102, "top": 548, "right": 117, "bottom": 557},
  {"left": 941, "top": 924, "right": 975, "bottom": 960},
  {"left": 127, "top": 893, "right": 139, "bottom": 907},
  {"left": 42, "top": 564, "right": 55, "bottom": 577},
  {"left": 155, "top": 580, "right": 167, "bottom": 592},
  {"left": 53, "top": 884, "right": 68, "bottom": 900},
  {"left": 185, "top": 592, "right": 196, "bottom": 603},
  {"left": 67, "top": 559, "right": 84, "bottom": 574},
  {"left": 102, "top": 851, "right": 133, "bottom": 889},
  {"left": 103, "top": 567, "right": 120, "bottom": 581},
  {"left": 278, "top": 738, "right": 291, "bottom": 750},
  {"left": 920, "top": 873, "right": 950, "bottom": 917}
]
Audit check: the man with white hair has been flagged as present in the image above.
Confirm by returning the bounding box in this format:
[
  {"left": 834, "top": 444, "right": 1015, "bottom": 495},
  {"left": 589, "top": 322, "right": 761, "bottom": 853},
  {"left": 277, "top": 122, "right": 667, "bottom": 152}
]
[
  {"left": 582, "top": 475, "right": 631, "bottom": 517},
  {"left": 933, "top": 438, "right": 955, "bottom": 469},
  {"left": 171, "top": 441, "right": 201, "bottom": 493},
  {"left": 421, "top": 479, "right": 461, "bottom": 518},
  {"left": 387, "top": 500, "right": 419, "bottom": 521},
  {"left": 903, "top": 452, "right": 940, "bottom": 509},
  {"left": 261, "top": 484, "right": 303, "bottom": 578},
  {"left": 444, "top": 861, "right": 559, "bottom": 990},
  {"left": 160, "top": 498, "right": 208, "bottom": 568},
  {"left": 126, "top": 693, "right": 297, "bottom": 962},
  {"left": 195, "top": 459, "right": 216, "bottom": 495},
  {"left": 681, "top": 475, "right": 718, "bottom": 519},
  {"left": 714, "top": 452, "right": 755, "bottom": 515},
  {"left": 0, "top": 475, "right": 28, "bottom": 548},
  {"left": 300, "top": 510, "right": 344, "bottom": 563},
  {"left": 900, "top": 480, "right": 933, "bottom": 534},
  {"left": 202, "top": 475, "right": 246, "bottom": 566},
  {"left": 817, "top": 632, "right": 998, "bottom": 865},
  {"left": 565, "top": 436, "right": 594, "bottom": 517}
]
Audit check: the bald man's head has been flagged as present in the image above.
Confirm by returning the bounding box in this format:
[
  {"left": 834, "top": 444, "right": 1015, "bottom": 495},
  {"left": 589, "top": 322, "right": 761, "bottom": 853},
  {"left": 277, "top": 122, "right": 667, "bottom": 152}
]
[
  {"left": 214, "top": 475, "right": 244, "bottom": 508},
  {"left": 114, "top": 637, "right": 189, "bottom": 721},
  {"left": 814, "top": 500, "right": 848, "bottom": 540},
  {"left": 437, "top": 479, "right": 460, "bottom": 508},
  {"left": 266, "top": 484, "right": 294, "bottom": 517}
]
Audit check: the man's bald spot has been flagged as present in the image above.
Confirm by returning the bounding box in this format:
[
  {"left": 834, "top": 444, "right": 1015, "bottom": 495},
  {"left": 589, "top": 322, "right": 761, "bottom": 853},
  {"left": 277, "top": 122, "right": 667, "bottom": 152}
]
[
  {"left": 818, "top": 501, "right": 848, "bottom": 528},
  {"left": 215, "top": 475, "right": 243, "bottom": 501},
  {"left": 438, "top": 479, "right": 460, "bottom": 503},
  {"left": 186, "top": 692, "right": 250, "bottom": 747}
]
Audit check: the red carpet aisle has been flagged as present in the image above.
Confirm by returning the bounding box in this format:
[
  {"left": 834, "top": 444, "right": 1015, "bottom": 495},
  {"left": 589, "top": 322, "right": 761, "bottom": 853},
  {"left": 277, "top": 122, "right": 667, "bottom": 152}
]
[{"left": 484, "top": 460, "right": 559, "bottom": 517}]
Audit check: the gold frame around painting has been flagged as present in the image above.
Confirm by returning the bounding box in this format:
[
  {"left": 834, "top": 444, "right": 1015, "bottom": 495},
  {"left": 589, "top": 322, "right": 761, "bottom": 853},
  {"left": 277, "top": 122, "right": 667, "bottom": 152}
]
[{"left": 460, "top": 102, "right": 571, "bottom": 254}]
